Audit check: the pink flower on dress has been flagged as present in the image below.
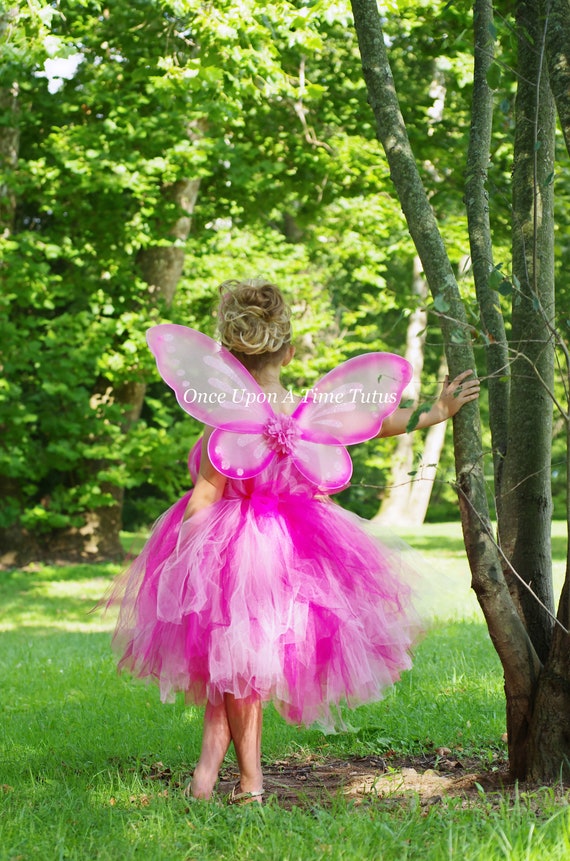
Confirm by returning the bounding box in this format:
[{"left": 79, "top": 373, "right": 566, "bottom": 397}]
[{"left": 263, "top": 414, "right": 299, "bottom": 455}]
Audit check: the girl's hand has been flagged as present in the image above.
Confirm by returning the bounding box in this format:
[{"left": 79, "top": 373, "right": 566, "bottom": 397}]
[
  {"left": 436, "top": 370, "right": 480, "bottom": 419},
  {"left": 376, "top": 369, "right": 481, "bottom": 437}
]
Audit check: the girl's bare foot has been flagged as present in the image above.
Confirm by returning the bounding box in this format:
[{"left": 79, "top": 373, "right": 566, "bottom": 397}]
[{"left": 183, "top": 764, "right": 217, "bottom": 800}]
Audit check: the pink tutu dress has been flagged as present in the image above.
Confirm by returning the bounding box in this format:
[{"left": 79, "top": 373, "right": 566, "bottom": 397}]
[{"left": 107, "top": 325, "right": 420, "bottom": 730}]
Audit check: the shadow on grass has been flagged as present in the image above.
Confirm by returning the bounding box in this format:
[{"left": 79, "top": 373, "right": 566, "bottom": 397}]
[
  {"left": 399, "top": 533, "right": 469, "bottom": 556},
  {"left": 3, "top": 561, "right": 122, "bottom": 583},
  {"left": 0, "top": 565, "right": 119, "bottom": 627},
  {"left": 399, "top": 522, "right": 567, "bottom": 564}
]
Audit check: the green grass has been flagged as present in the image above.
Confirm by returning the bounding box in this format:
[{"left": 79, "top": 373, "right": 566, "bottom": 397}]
[{"left": 0, "top": 522, "right": 568, "bottom": 860}]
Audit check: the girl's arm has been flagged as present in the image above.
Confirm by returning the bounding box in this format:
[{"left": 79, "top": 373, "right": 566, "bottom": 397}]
[
  {"left": 379, "top": 369, "right": 480, "bottom": 438},
  {"left": 183, "top": 427, "right": 227, "bottom": 520}
]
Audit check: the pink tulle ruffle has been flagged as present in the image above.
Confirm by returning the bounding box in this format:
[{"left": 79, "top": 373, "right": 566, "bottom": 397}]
[{"left": 107, "top": 457, "right": 419, "bottom": 730}]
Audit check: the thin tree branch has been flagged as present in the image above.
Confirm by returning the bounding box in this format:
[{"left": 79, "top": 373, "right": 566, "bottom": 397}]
[{"left": 456, "top": 482, "right": 568, "bottom": 635}]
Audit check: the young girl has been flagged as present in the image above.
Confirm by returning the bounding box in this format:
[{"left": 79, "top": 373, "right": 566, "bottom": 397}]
[{"left": 108, "top": 280, "right": 479, "bottom": 804}]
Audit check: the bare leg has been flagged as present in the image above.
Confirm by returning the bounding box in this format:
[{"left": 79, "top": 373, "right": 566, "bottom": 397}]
[
  {"left": 224, "top": 693, "right": 263, "bottom": 801},
  {"left": 188, "top": 700, "right": 232, "bottom": 799}
]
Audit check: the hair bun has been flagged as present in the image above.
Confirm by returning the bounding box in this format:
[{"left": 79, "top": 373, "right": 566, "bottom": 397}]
[{"left": 217, "top": 280, "right": 292, "bottom": 356}]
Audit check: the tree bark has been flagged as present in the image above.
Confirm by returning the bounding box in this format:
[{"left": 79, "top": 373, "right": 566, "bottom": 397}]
[
  {"left": 0, "top": 83, "right": 19, "bottom": 234},
  {"left": 0, "top": 7, "right": 19, "bottom": 234},
  {"left": 0, "top": 11, "right": 24, "bottom": 560},
  {"left": 527, "top": 329, "right": 570, "bottom": 781},
  {"left": 544, "top": 0, "right": 570, "bottom": 157},
  {"left": 350, "top": 0, "right": 543, "bottom": 780},
  {"left": 465, "top": 0, "right": 510, "bottom": 513},
  {"left": 499, "top": 0, "right": 556, "bottom": 667},
  {"left": 137, "top": 178, "right": 201, "bottom": 306},
  {"left": 527, "top": 578, "right": 570, "bottom": 781}
]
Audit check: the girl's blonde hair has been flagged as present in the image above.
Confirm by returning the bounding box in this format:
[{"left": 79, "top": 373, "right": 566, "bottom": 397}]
[{"left": 217, "top": 279, "right": 292, "bottom": 372}]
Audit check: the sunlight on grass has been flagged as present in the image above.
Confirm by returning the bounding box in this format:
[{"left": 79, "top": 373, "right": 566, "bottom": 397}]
[{"left": 0, "top": 570, "right": 120, "bottom": 633}]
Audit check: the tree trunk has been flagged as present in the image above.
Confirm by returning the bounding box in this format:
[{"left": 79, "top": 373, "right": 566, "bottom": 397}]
[
  {"left": 350, "top": 0, "right": 544, "bottom": 780},
  {"left": 544, "top": 0, "right": 570, "bottom": 157},
  {"left": 0, "top": 84, "right": 19, "bottom": 233},
  {"left": 499, "top": 0, "right": 556, "bottom": 669},
  {"left": 464, "top": 0, "right": 510, "bottom": 514},
  {"left": 527, "top": 579, "right": 570, "bottom": 781},
  {"left": 376, "top": 283, "right": 448, "bottom": 528},
  {"left": 89, "top": 177, "right": 202, "bottom": 557},
  {"left": 407, "top": 421, "right": 447, "bottom": 525},
  {"left": 0, "top": 15, "right": 24, "bottom": 561},
  {"left": 527, "top": 350, "right": 570, "bottom": 780},
  {"left": 375, "top": 258, "right": 429, "bottom": 526},
  {"left": 464, "top": 0, "right": 559, "bottom": 778}
]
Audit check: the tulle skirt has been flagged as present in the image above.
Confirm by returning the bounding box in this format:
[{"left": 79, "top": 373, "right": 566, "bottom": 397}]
[{"left": 107, "top": 477, "right": 420, "bottom": 730}]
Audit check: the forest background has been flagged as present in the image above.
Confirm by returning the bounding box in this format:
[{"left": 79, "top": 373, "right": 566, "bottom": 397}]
[{"left": 6, "top": 0, "right": 568, "bottom": 563}]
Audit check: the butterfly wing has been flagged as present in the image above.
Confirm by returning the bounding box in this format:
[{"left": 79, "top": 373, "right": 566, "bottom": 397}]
[
  {"left": 146, "top": 324, "right": 274, "bottom": 430},
  {"left": 147, "top": 324, "right": 275, "bottom": 477},
  {"left": 207, "top": 428, "right": 276, "bottom": 480},
  {"left": 290, "top": 438, "right": 354, "bottom": 492},
  {"left": 293, "top": 353, "right": 412, "bottom": 442},
  {"left": 290, "top": 353, "right": 413, "bottom": 490}
]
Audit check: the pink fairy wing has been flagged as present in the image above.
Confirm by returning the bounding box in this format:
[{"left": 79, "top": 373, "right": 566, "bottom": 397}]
[
  {"left": 146, "top": 324, "right": 274, "bottom": 431},
  {"left": 287, "top": 353, "right": 412, "bottom": 490},
  {"left": 147, "top": 324, "right": 277, "bottom": 480},
  {"left": 291, "top": 438, "right": 354, "bottom": 492},
  {"left": 292, "top": 353, "right": 413, "bottom": 444},
  {"left": 208, "top": 428, "right": 275, "bottom": 480}
]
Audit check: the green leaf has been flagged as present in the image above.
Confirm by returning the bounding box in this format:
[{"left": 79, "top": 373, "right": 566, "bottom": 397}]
[
  {"left": 434, "top": 294, "right": 450, "bottom": 314},
  {"left": 488, "top": 267, "right": 504, "bottom": 290},
  {"left": 406, "top": 402, "right": 432, "bottom": 433},
  {"left": 450, "top": 328, "right": 468, "bottom": 344},
  {"left": 497, "top": 279, "right": 512, "bottom": 296}
]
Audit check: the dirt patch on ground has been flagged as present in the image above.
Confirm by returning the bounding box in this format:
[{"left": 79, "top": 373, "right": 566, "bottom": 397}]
[
  {"left": 142, "top": 751, "right": 570, "bottom": 810},
  {"left": 197, "top": 752, "right": 513, "bottom": 809}
]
